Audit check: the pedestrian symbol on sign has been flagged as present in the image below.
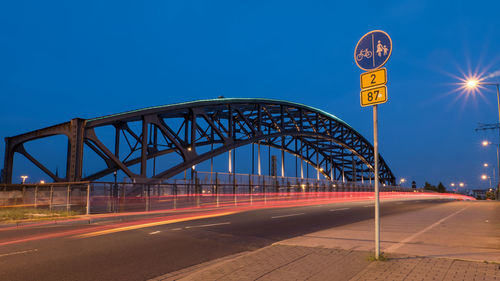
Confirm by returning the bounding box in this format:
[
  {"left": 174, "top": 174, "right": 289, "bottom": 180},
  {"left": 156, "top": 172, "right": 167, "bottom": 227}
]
[{"left": 376, "top": 40, "right": 388, "bottom": 57}]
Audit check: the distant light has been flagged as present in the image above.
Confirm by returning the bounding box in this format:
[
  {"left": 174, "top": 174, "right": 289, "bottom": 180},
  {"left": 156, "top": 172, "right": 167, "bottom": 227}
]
[
  {"left": 459, "top": 182, "right": 465, "bottom": 187},
  {"left": 484, "top": 163, "right": 489, "bottom": 167},
  {"left": 482, "top": 140, "right": 490, "bottom": 147},
  {"left": 20, "top": 175, "right": 28, "bottom": 184},
  {"left": 481, "top": 174, "right": 488, "bottom": 180},
  {"left": 400, "top": 178, "right": 406, "bottom": 183},
  {"left": 40, "top": 180, "right": 45, "bottom": 184},
  {"left": 187, "top": 147, "right": 192, "bottom": 151},
  {"left": 451, "top": 183, "right": 455, "bottom": 187},
  {"left": 319, "top": 167, "right": 324, "bottom": 172},
  {"left": 192, "top": 165, "right": 196, "bottom": 170},
  {"left": 466, "top": 79, "right": 479, "bottom": 89}
]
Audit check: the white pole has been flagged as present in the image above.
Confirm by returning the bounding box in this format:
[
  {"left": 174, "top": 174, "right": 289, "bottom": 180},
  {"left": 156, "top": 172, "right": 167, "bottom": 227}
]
[
  {"left": 229, "top": 149, "right": 232, "bottom": 173},
  {"left": 86, "top": 183, "right": 91, "bottom": 215},
  {"left": 281, "top": 148, "right": 285, "bottom": 178},
  {"left": 493, "top": 83, "right": 500, "bottom": 200},
  {"left": 258, "top": 143, "right": 261, "bottom": 176},
  {"left": 373, "top": 105, "right": 380, "bottom": 259}
]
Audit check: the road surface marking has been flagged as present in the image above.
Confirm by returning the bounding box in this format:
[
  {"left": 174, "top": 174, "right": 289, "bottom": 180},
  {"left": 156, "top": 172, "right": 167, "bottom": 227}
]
[
  {"left": 171, "top": 228, "right": 182, "bottom": 231},
  {"left": 385, "top": 205, "right": 471, "bottom": 252},
  {"left": 271, "top": 213, "right": 305, "bottom": 219},
  {"left": 0, "top": 249, "right": 38, "bottom": 258},
  {"left": 75, "top": 211, "right": 238, "bottom": 238},
  {"left": 363, "top": 205, "right": 373, "bottom": 207},
  {"left": 149, "top": 231, "right": 161, "bottom": 235},
  {"left": 329, "top": 208, "right": 350, "bottom": 212},
  {"left": 185, "top": 222, "right": 230, "bottom": 229}
]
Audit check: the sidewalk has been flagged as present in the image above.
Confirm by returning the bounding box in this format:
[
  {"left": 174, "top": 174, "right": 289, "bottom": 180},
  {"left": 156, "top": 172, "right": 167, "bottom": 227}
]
[
  {"left": 152, "top": 245, "right": 499, "bottom": 281},
  {"left": 151, "top": 201, "right": 500, "bottom": 281}
]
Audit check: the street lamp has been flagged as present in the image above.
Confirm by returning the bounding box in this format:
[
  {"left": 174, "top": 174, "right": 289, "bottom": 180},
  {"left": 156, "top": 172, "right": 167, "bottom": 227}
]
[
  {"left": 481, "top": 140, "right": 499, "bottom": 189},
  {"left": 459, "top": 182, "right": 465, "bottom": 188},
  {"left": 20, "top": 175, "right": 28, "bottom": 184},
  {"left": 466, "top": 78, "right": 500, "bottom": 194},
  {"left": 482, "top": 161, "right": 496, "bottom": 186},
  {"left": 399, "top": 178, "right": 406, "bottom": 186},
  {"left": 481, "top": 174, "right": 492, "bottom": 188}
]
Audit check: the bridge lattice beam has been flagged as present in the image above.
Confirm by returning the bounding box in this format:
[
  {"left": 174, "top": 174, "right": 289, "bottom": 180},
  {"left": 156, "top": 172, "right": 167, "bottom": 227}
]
[{"left": 2, "top": 98, "right": 395, "bottom": 185}]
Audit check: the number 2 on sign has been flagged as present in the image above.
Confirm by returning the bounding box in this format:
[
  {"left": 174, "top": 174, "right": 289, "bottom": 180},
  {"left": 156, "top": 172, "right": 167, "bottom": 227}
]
[{"left": 360, "top": 68, "right": 387, "bottom": 89}]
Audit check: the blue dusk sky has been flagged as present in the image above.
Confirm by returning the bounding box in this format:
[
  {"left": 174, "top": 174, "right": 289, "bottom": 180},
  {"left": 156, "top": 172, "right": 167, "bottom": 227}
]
[{"left": 1, "top": 0, "right": 500, "bottom": 188}]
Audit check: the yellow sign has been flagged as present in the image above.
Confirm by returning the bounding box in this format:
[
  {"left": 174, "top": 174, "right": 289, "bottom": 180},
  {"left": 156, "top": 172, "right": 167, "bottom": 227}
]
[
  {"left": 360, "top": 68, "right": 387, "bottom": 89},
  {"left": 360, "top": 86, "right": 387, "bottom": 107}
]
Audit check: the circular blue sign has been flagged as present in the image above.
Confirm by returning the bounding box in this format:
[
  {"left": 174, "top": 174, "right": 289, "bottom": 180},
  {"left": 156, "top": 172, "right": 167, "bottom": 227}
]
[{"left": 354, "top": 30, "right": 392, "bottom": 71}]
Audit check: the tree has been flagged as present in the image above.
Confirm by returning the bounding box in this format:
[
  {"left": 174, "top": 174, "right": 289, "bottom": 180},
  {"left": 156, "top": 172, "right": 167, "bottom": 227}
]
[
  {"left": 423, "top": 182, "right": 437, "bottom": 192},
  {"left": 437, "top": 182, "right": 446, "bottom": 193},
  {"left": 486, "top": 190, "right": 495, "bottom": 200}
]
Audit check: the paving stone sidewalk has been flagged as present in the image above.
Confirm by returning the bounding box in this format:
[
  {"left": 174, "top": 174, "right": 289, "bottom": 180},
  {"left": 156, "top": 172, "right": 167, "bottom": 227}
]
[{"left": 150, "top": 245, "right": 500, "bottom": 281}]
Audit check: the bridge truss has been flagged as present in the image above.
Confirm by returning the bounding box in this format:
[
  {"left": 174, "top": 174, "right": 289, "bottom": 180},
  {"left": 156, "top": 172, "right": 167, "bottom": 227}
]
[{"left": 3, "top": 98, "right": 395, "bottom": 185}]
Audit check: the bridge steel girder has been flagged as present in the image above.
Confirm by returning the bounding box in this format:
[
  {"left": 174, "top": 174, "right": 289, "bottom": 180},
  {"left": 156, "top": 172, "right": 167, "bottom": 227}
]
[{"left": 2, "top": 98, "right": 396, "bottom": 185}]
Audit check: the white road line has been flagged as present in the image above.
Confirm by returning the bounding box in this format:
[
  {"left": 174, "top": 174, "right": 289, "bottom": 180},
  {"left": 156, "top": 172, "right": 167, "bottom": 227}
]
[
  {"left": 271, "top": 213, "right": 305, "bottom": 219},
  {"left": 363, "top": 205, "right": 374, "bottom": 207},
  {"left": 0, "top": 249, "right": 38, "bottom": 258},
  {"left": 329, "top": 208, "right": 350, "bottom": 212},
  {"left": 171, "top": 228, "right": 182, "bottom": 231},
  {"left": 149, "top": 231, "right": 161, "bottom": 235},
  {"left": 185, "top": 222, "right": 231, "bottom": 229},
  {"left": 385, "top": 205, "right": 471, "bottom": 252}
]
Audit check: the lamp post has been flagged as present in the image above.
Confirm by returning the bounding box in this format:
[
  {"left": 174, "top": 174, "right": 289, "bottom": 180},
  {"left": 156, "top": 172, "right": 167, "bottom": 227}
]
[
  {"left": 399, "top": 178, "right": 406, "bottom": 187},
  {"left": 20, "top": 175, "right": 28, "bottom": 184},
  {"left": 481, "top": 140, "right": 500, "bottom": 186},
  {"left": 481, "top": 174, "right": 491, "bottom": 189},
  {"left": 482, "top": 162, "right": 495, "bottom": 186},
  {"left": 467, "top": 79, "right": 500, "bottom": 199}
]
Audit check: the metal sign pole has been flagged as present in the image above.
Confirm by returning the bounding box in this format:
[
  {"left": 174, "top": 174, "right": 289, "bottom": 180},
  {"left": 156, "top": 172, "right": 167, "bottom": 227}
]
[
  {"left": 373, "top": 104, "right": 380, "bottom": 259},
  {"left": 354, "top": 29, "right": 391, "bottom": 260}
]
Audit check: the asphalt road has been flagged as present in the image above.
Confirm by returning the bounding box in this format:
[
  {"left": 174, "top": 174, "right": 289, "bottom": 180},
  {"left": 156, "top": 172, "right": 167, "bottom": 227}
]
[{"left": 0, "top": 199, "right": 453, "bottom": 281}]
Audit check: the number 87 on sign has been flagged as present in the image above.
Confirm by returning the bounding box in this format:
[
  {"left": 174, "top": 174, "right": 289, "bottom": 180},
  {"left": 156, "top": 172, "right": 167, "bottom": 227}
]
[{"left": 360, "top": 85, "right": 387, "bottom": 107}]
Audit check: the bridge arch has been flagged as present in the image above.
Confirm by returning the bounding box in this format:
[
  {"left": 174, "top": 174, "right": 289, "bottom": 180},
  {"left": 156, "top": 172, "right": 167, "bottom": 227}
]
[{"left": 3, "top": 98, "right": 395, "bottom": 185}]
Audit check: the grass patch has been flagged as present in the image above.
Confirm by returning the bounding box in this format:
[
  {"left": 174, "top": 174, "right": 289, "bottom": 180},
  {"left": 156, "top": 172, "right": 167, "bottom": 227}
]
[
  {"left": 367, "top": 252, "right": 388, "bottom": 261},
  {"left": 0, "top": 207, "right": 79, "bottom": 223}
]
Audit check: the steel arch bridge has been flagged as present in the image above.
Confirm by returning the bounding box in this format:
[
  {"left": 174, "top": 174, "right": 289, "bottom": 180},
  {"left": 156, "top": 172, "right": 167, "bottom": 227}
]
[{"left": 2, "top": 98, "right": 395, "bottom": 185}]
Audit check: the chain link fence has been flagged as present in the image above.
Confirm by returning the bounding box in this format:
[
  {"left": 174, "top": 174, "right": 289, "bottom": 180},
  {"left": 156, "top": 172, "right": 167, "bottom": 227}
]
[{"left": 1, "top": 172, "right": 417, "bottom": 214}]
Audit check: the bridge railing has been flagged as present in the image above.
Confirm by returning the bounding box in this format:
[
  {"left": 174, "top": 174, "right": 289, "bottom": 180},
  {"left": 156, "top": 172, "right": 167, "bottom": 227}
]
[
  {"left": 0, "top": 172, "right": 425, "bottom": 215},
  {"left": 0, "top": 182, "right": 90, "bottom": 214}
]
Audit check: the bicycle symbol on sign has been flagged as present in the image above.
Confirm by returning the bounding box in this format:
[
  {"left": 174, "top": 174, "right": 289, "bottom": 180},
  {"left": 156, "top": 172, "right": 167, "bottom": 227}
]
[{"left": 356, "top": 48, "right": 372, "bottom": 61}]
